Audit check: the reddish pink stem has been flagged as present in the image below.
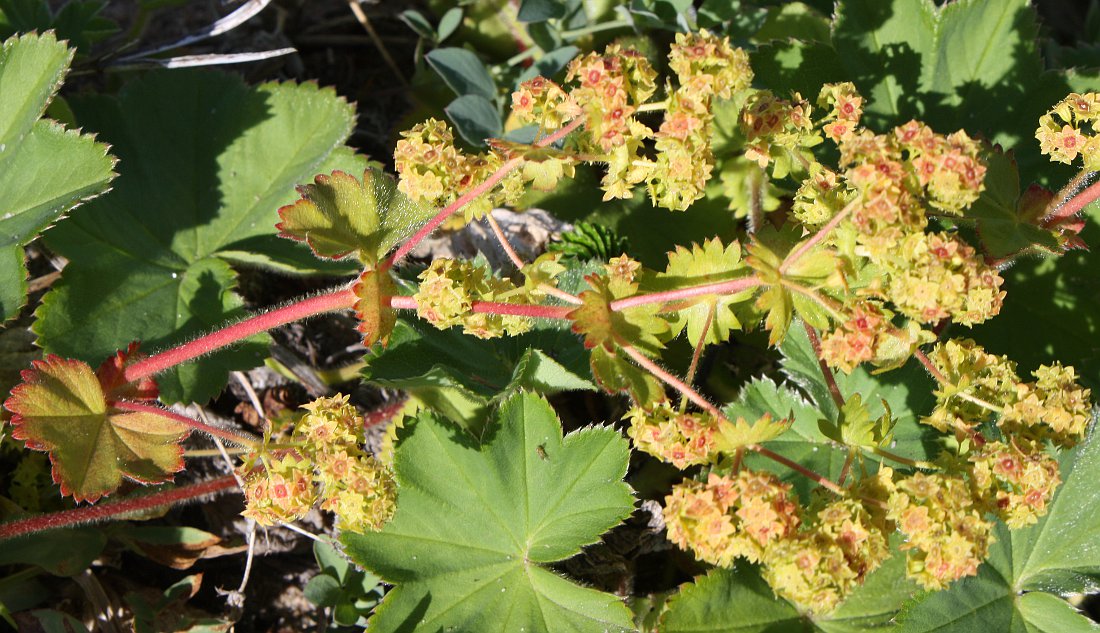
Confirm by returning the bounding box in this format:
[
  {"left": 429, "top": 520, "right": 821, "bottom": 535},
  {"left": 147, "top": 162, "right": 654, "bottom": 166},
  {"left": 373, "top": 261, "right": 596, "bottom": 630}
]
[
  {"left": 779, "top": 200, "right": 855, "bottom": 274},
  {"left": 111, "top": 400, "right": 260, "bottom": 447},
  {"left": 802, "top": 321, "right": 845, "bottom": 409},
  {"left": 388, "top": 295, "right": 573, "bottom": 320},
  {"left": 1047, "top": 178, "right": 1100, "bottom": 221},
  {"left": 751, "top": 444, "right": 845, "bottom": 495},
  {"left": 384, "top": 116, "right": 586, "bottom": 268},
  {"left": 914, "top": 349, "right": 948, "bottom": 385},
  {"left": 609, "top": 276, "right": 762, "bottom": 312},
  {"left": 123, "top": 289, "right": 356, "bottom": 383},
  {"left": 0, "top": 475, "right": 239, "bottom": 541}
]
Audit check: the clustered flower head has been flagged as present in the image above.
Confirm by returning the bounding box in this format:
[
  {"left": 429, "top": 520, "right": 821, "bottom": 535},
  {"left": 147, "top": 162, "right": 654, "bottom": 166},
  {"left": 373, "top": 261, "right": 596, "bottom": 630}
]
[
  {"left": 886, "top": 473, "right": 993, "bottom": 590},
  {"left": 511, "top": 76, "right": 581, "bottom": 131},
  {"left": 664, "top": 470, "right": 801, "bottom": 566},
  {"left": 1036, "top": 92, "right": 1100, "bottom": 169},
  {"left": 739, "top": 90, "right": 818, "bottom": 172},
  {"left": 923, "top": 338, "right": 1018, "bottom": 437},
  {"left": 881, "top": 231, "right": 1004, "bottom": 326},
  {"left": 969, "top": 440, "right": 1060, "bottom": 528},
  {"left": 240, "top": 395, "right": 397, "bottom": 534},
  {"left": 665, "top": 468, "right": 896, "bottom": 613},
  {"left": 820, "top": 300, "right": 889, "bottom": 372},
  {"left": 792, "top": 164, "right": 849, "bottom": 227},
  {"left": 817, "top": 82, "right": 864, "bottom": 142},
  {"left": 763, "top": 496, "right": 890, "bottom": 613},
  {"left": 394, "top": 119, "right": 518, "bottom": 220},
  {"left": 566, "top": 44, "right": 657, "bottom": 152},
  {"left": 924, "top": 339, "right": 1092, "bottom": 449},
  {"left": 413, "top": 258, "right": 532, "bottom": 339},
  {"left": 625, "top": 400, "right": 718, "bottom": 468}
]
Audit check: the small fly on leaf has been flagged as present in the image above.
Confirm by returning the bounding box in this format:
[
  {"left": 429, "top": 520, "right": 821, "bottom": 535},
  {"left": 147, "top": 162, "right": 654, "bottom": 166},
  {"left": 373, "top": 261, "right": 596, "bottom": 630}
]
[{"left": 536, "top": 443, "right": 549, "bottom": 460}]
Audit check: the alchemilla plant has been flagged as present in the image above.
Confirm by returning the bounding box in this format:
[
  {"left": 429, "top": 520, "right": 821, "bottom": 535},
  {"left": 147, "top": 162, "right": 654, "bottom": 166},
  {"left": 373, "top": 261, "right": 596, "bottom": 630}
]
[{"left": 2, "top": 0, "right": 1100, "bottom": 630}]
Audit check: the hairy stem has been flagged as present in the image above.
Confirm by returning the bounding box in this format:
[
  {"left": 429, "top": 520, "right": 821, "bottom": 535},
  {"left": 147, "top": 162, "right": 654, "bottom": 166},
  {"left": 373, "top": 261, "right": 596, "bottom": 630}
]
[
  {"left": 484, "top": 212, "right": 526, "bottom": 270},
  {"left": 750, "top": 444, "right": 845, "bottom": 495},
  {"left": 838, "top": 448, "right": 855, "bottom": 486},
  {"left": 779, "top": 199, "right": 855, "bottom": 274},
  {"left": 619, "top": 343, "right": 723, "bottom": 418},
  {"left": 679, "top": 306, "right": 715, "bottom": 413},
  {"left": 123, "top": 288, "right": 356, "bottom": 384},
  {"left": 0, "top": 475, "right": 239, "bottom": 541},
  {"left": 870, "top": 446, "right": 937, "bottom": 470},
  {"left": 609, "top": 275, "right": 761, "bottom": 312},
  {"left": 914, "top": 349, "right": 948, "bottom": 385},
  {"left": 620, "top": 341, "right": 843, "bottom": 495},
  {"left": 112, "top": 400, "right": 261, "bottom": 448},
  {"left": 385, "top": 116, "right": 585, "bottom": 268},
  {"left": 802, "top": 320, "right": 845, "bottom": 410},
  {"left": 1046, "top": 173, "right": 1100, "bottom": 221}
]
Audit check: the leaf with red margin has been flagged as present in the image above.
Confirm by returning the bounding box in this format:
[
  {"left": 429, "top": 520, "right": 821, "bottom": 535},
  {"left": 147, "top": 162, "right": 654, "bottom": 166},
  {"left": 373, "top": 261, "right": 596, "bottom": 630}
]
[
  {"left": 276, "top": 168, "right": 432, "bottom": 265},
  {"left": 965, "top": 146, "right": 1085, "bottom": 263},
  {"left": 5, "top": 355, "right": 189, "bottom": 502},
  {"left": 353, "top": 267, "right": 397, "bottom": 347},
  {"left": 95, "top": 342, "right": 158, "bottom": 401}
]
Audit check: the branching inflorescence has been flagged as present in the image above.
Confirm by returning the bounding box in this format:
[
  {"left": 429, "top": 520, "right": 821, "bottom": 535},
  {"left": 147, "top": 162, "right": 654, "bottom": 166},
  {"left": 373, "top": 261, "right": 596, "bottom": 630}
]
[{"left": 2, "top": 30, "right": 1098, "bottom": 618}]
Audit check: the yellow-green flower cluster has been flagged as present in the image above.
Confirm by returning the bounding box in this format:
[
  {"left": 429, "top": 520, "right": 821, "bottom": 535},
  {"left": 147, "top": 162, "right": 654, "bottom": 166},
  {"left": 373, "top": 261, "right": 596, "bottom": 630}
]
[
  {"left": 414, "top": 258, "right": 532, "bottom": 339},
  {"left": 240, "top": 395, "right": 397, "bottom": 534},
  {"left": 739, "top": 90, "right": 818, "bottom": 171},
  {"left": 394, "top": 119, "right": 517, "bottom": 220},
  {"left": 893, "top": 121, "right": 986, "bottom": 215},
  {"left": 566, "top": 45, "right": 656, "bottom": 152},
  {"left": 792, "top": 164, "right": 850, "bottom": 227},
  {"left": 664, "top": 470, "right": 801, "bottom": 566},
  {"left": 923, "top": 339, "right": 1018, "bottom": 437},
  {"left": 887, "top": 473, "right": 993, "bottom": 590},
  {"left": 881, "top": 231, "right": 1004, "bottom": 326},
  {"left": 1036, "top": 92, "right": 1100, "bottom": 169},
  {"left": 667, "top": 30, "right": 753, "bottom": 100},
  {"left": 625, "top": 400, "right": 718, "bottom": 468},
  {"left": 762, "top": 496, "right": 890, "bottom": 614},
  {"left": 969, "top": 440, "right": 1061, "bottom": 528},
  {"left": 511, "top": 76, "right": 581, "bottom": 131},
  {"left": 1000, "top": 362, "right": 1092, "bottom": 448},
  {"left": 817, "top": 82, "right": 864, "bottom": 142}
]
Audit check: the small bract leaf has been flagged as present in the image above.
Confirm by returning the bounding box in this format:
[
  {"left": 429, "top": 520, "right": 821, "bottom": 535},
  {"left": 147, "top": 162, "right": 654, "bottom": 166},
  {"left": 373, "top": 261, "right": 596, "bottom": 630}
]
[
  {"left": 713, "top": 412, "right": 793, "bottom": 452},
  {"left": 658, "top": 238, "right": 752, "bottom": 347},
  {"left": 341, "top": 392, "right": 635, "bottom": 633},
  {"left": 277, "top": 170, "right": 382, "bottom": 261},
  {"left": 5, "top": 355, "right": 189, "bottom": 502},
  {"left": 589, "top": 344, "right": 665, "bottom": 406},
  {"left": 352, "top": 267, "right": 397, "bottom": 347},
  {"left": 276, "top": 167, "right": 432, "bottom": 265},
  {"left": 965, "top": 147, "right": 1067, "bottom": 261}
]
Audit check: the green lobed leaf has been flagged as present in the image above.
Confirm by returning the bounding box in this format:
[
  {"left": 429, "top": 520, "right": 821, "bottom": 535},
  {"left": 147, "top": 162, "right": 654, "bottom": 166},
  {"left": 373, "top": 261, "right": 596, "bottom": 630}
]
[
  {"left": 276, "top": 168, "right": 431, "bottom": 264},
  {"left": 0, "top": 32, "right": 115, "bottom": 321},
  {"left": 363, "top": 318, "right": 593, "bottom": 437},
  {"left": 972, "top": 202, "right": 1100, "bottom": 391},
  {"left": 342, "top": 392, "right": 635, "bottom": 633},
  {"left": 36, "top": 69, "right": 356, "bottom": 403}
]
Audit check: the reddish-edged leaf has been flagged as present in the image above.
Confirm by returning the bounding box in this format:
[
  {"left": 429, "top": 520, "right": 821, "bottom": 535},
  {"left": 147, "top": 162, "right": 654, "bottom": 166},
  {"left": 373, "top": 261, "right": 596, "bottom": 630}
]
[
  {"left": 276, "top": 168, "right": 431, "bottom": 265},
  {"left": 5, "top": 355, "right": 189, "bottom": 502},
  {"left": 95, "top": 342, "right": 158, "bottom": 401},
  {"left": 965, "top": 146, "right": 1079, "bottom": 262},
  {"left": 353, "top": 267, "right": 397, "bottom": 347}
]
